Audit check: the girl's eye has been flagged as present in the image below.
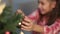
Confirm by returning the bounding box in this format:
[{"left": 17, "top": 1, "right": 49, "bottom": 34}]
[
  {"left": 41, "top": 2, "right": 44, "bottom": 5},
  {"left": 38, "top": 1, "right": 44, "bottom": 5}
]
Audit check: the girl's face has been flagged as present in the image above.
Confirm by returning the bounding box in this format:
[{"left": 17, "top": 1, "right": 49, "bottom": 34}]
[{"left": 38, "top": 0, "right": 56, "bottom": 15}]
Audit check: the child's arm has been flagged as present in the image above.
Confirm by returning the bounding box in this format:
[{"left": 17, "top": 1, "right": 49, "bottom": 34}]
[
  {"left": 28, "top": 10, "right": 60, "bottom": 34},
  {"left": 27, "top": 10, "right": 44, "bottom": 33},
  {"left": 28, "top": 10, "right": 39, "bottom": 22},
  {"left": 43, "top": 19, "right": 60, "bottom": 34},
  {"left": 31, "top": 19, "right": 60, "bottom": 34}
]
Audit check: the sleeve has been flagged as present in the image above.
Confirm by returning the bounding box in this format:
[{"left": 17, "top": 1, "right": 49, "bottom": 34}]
[
  {"left": 43, "top": 19, "right": 60, "bottom": 34},
  {"left": 28, "top": 10, "right": 39, "bottom": 22}
]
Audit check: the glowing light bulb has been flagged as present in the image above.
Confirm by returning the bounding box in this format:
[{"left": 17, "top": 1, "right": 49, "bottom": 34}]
[{"left": 19, "top": 22, "right": 21, "bottom": 25}]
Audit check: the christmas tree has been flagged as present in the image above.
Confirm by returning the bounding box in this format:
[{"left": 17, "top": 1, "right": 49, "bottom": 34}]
[{"left": 0, "top": 6, "right": 23, "bottom": 34}]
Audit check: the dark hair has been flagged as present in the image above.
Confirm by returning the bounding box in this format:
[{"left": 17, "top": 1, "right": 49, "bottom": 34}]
[{"left": 38, "top": 0, "right": 60, "bottom": 26}]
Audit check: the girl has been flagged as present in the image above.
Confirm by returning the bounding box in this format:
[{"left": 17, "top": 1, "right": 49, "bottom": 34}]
[{"left": 17, "top": 0, "right": 60, "bottom": 34}]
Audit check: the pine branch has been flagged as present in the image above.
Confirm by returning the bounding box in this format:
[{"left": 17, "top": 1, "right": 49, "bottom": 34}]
[{"left": 0, "top": 6, "right": 23, "bottom": 34}]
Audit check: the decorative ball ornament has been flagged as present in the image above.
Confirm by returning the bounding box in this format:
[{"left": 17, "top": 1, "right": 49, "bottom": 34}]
[
  {"left": 18, "top": 23, "right": 24, "bottom": 34},
  {"left": 5, "top": 31, "right": 10, "bottom": 34},
  {"left": 20, "top": 31, "right": 24, "bottom": 34}
]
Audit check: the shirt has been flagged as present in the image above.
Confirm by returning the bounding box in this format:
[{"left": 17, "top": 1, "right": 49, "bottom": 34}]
[{"left": 28, "top": 9, "right": 60, "bottom": 34}]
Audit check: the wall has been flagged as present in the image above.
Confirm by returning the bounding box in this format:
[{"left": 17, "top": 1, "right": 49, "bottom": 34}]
[
  {"left": 12, "top": 0, "right": 38, "bottom": 15},
  {"left": 1, "top": 0, "right": 38, "bottom": 15}
]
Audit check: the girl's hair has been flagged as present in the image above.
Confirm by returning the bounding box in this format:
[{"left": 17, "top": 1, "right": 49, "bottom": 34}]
[{"left": 39, "top": 0, "right": 60, "bottom": 26}]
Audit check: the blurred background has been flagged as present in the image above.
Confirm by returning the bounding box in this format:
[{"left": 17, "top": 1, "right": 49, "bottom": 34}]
[{"left": 1, "top": 0, "right": 38, "bottom": 15}]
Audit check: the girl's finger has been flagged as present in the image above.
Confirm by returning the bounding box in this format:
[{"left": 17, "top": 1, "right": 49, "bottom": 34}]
[
  {"left": 24, "top": 16, "right": 31, "bottom": 23},
  {"left": 21, "top": 25, "right": 28, "bottom": 29},
  {"left": 22, "top": 21, "right": 30, "bottom": 26}
]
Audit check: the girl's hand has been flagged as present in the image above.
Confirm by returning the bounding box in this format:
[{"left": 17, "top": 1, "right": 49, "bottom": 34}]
[
  {"left": 21, "top": 16, "right": 34, "bottom": 31},
  {"left": 16, "top": 9, "right": 25, "bottom": 16},
  {"left": 16, "top": 9, "right": 34, "bottom": 31},
  {"left": 17, "top": 9, "right": 44, "bottom": 32}
]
